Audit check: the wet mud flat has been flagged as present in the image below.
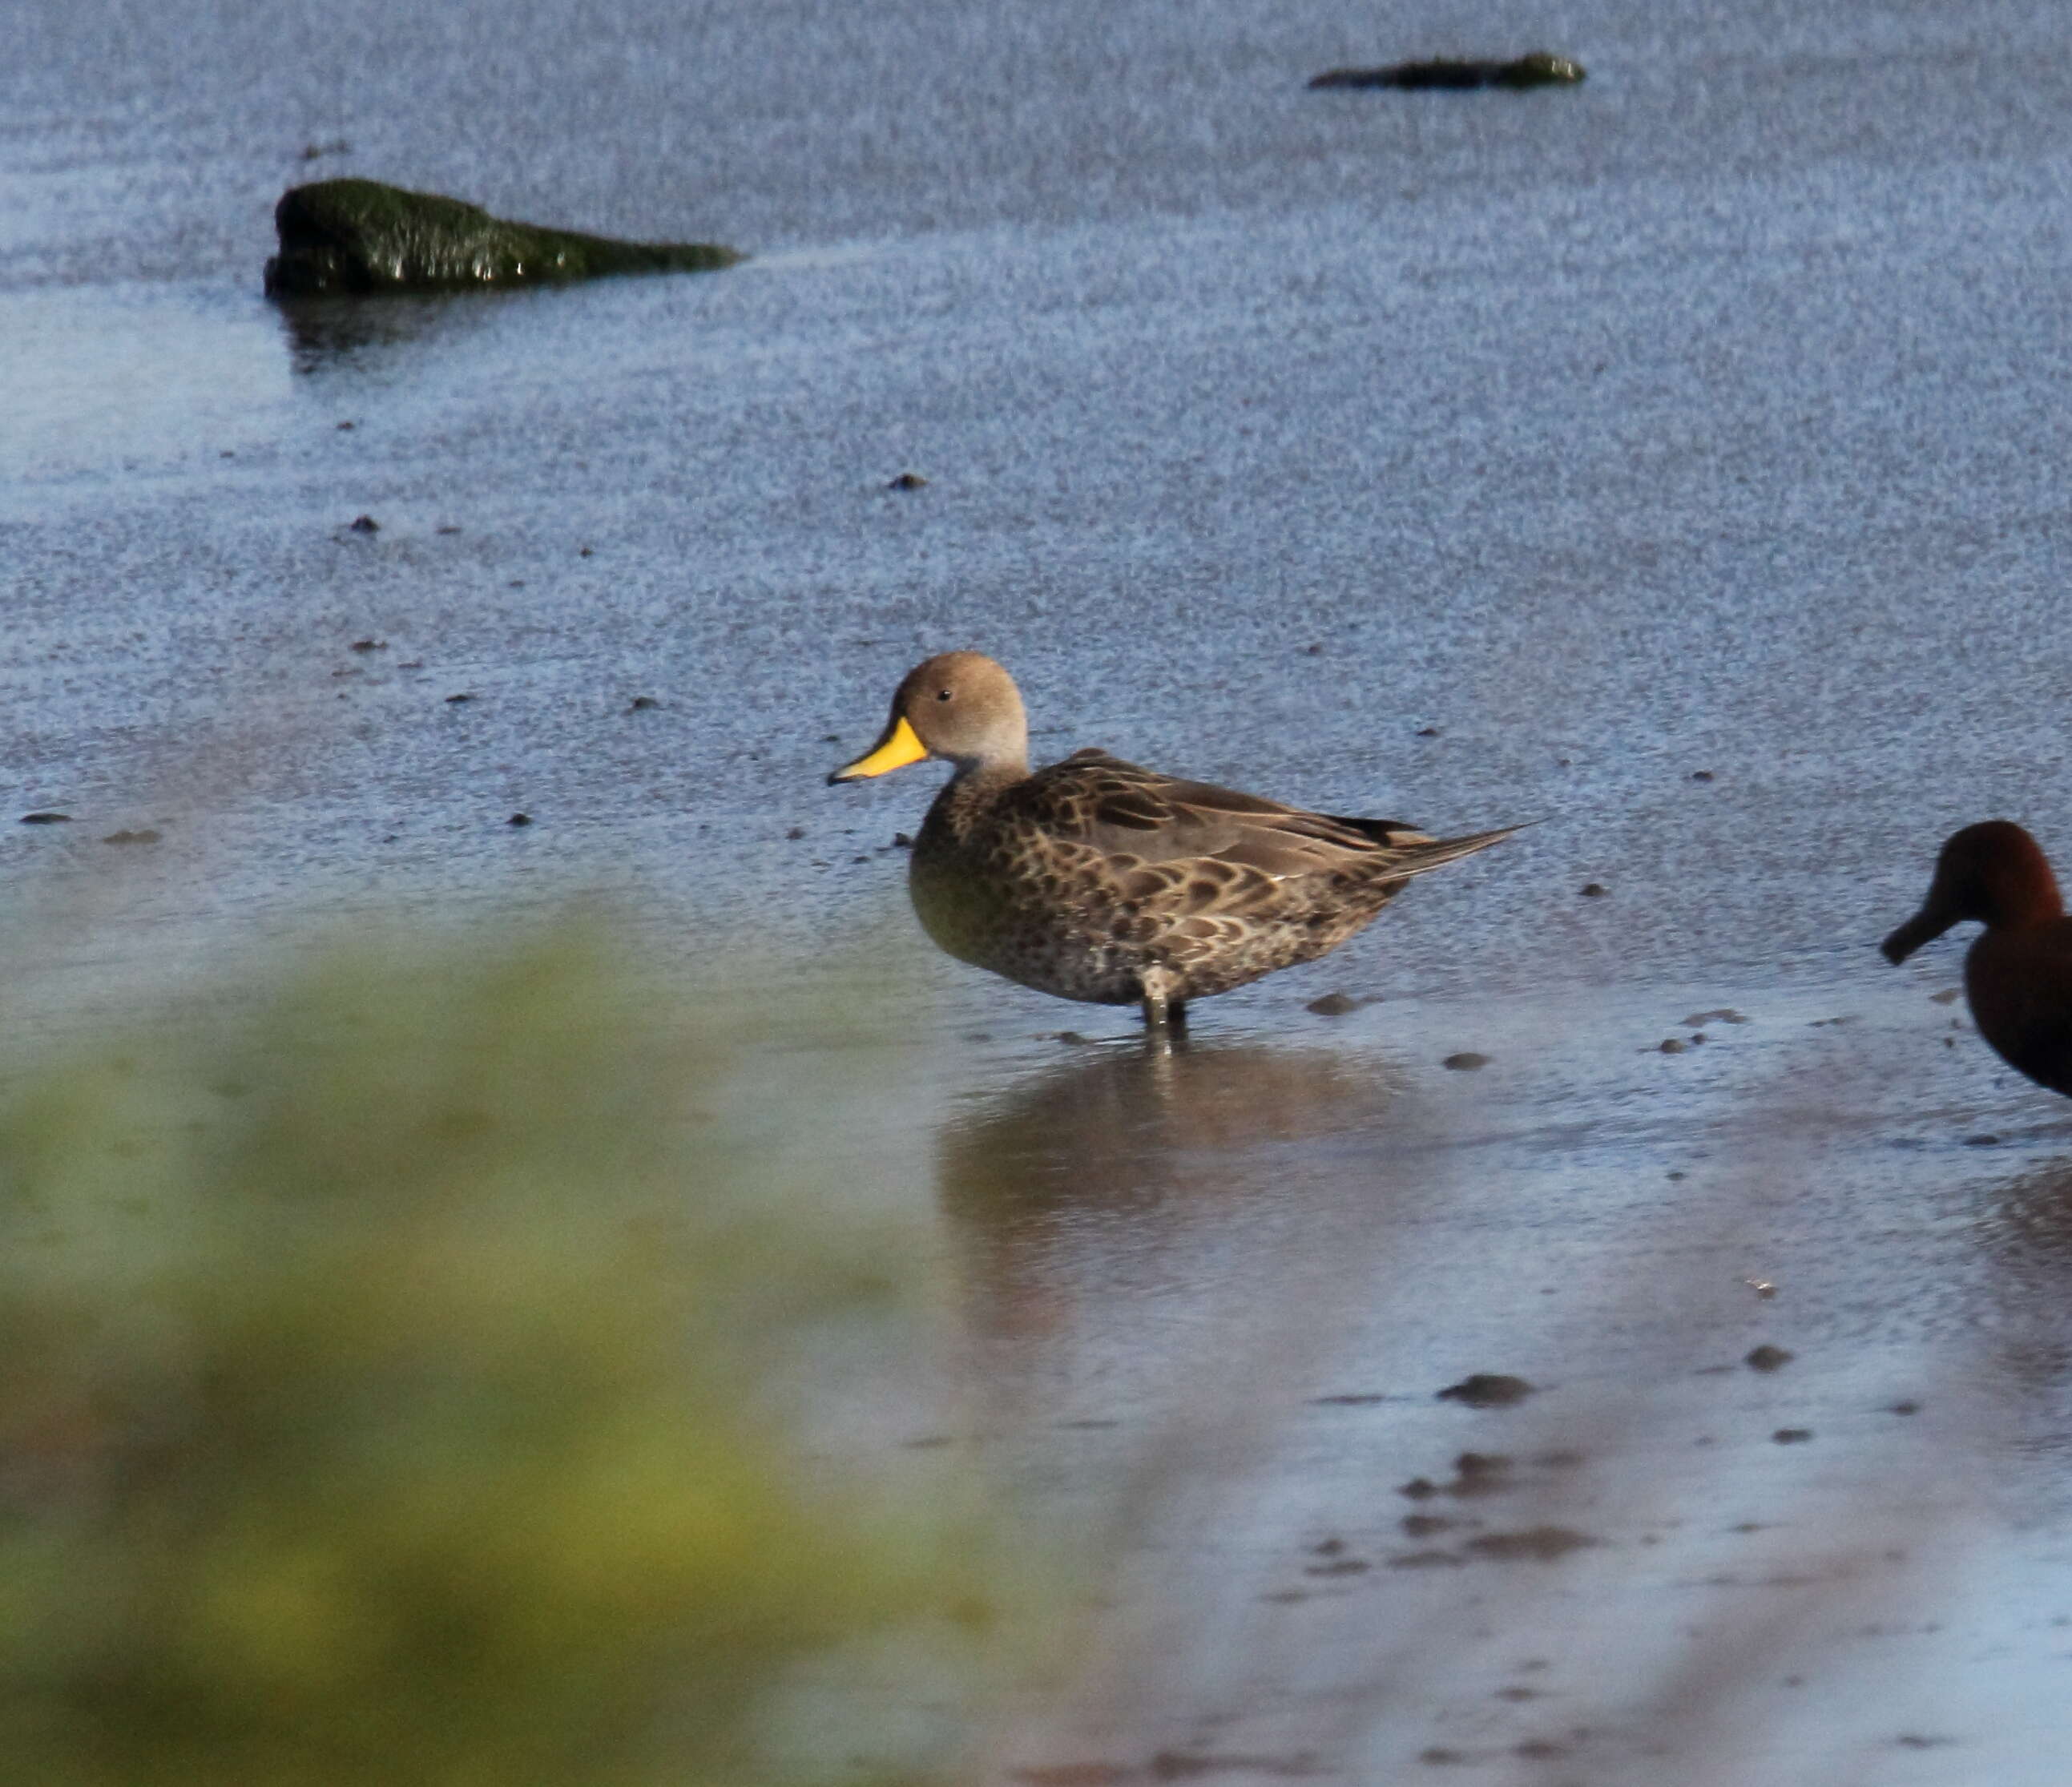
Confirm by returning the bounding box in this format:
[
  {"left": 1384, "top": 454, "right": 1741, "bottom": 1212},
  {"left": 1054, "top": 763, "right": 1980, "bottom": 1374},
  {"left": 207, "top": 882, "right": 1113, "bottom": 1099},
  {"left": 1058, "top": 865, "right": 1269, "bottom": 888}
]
[{"left": 9, "top": 0, "right": 2072, "bottom": 1780}]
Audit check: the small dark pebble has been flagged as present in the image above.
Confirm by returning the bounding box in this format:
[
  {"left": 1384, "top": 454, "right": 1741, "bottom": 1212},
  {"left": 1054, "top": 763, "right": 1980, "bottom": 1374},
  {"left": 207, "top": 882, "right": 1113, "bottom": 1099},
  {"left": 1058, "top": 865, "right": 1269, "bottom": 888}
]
[
  {"left": 1929, "top": 987, "right": 1963, "bottom": 1005},
  {"left": 1659, "top": 1037, "right": 1687, "bottom": 1054},
  {"left": 445, "top": 693, "right": 474, "bottom": 704},
  {"left": 1312, "top": 1391, "right": 1386, "bottom": 1406},
  {"left": 435, "top": 524, "right": 462, "bottom": 535},
  {"left": 1401, "top": 1514, "right": 1456, "bottom": 1539},
  {"left": 349, "top": 514, "right": 379, "bottom": 533},
  {"left": 1893, "top": 1735, "right": 1955, "bottom": 1750},
  {"left": 1579, "top": 881, "right": 1608, "bottom": 897},
  {"left": 1683, "top": 1008, "right": 1750, "bottom": 1026},
  {"left": 1311, "top": 1536, "right": 1345, "bottom": 1555},
  {"left": 1304, "top": 1558, "right": 1370, "bottom": 1577},
  {"left": 786, "top": 826, "right": 806, "bottom": 841},
  {"left": 628, "top": 696, "right": 660, "bottom": 710},
  {"left": 507, "top": 813, "right": 532, "bottom": 827},
  {"left": 1691, "top": 769, "right": 1715, "bottom": 782},
  {"left": 893, "top": 832, "right": 915, "bottom": 848},
  {"left": 349, "top": 637, "right": 386, "bottom": 652},
  {"left": 1056, "top": 1031, "right": 1093, "bottom": 1046},
  {"left": 1308, "top": 991, "right": 1361, "bottom": 1017},
  {"left": 888, "top": 471, "right": 929, "bottom": 490},
  {"left": 1772, "top": 1428, "right": 1813, "bottom": 1445},
  {"left": 20, "top": 812, "right": 71, "bottom": 824},
  {"left": 1745, "top": 1345, "right": 1795, "bottom": 1373},
  {"left": 1437, "top": 1373, "right": 1534, "bottom": 1408},
  {"left": 1889, "top": 1400, "right": 1921, "bottom": 1416},
  {"left": 1463, "top": 1526, "right": 1598, "bottom": 1562},
  {"left": 1397, "top": 1477, "right": 1439, "bottom": 1501},
  {"left": 1441, "top": 1051, "right": 1490, "bottom": 1071},
  {"left": 578, "top": 545, "right": 594, "bottom": 557},
  {"left": 1963, "top": 1134, "right": 2001, "bottom": 1148},
  {"left": 102, "top": 829, "right": 161, "bottom": 845},
  {"left": 1416, "top": 724, "right": 1441, "bottom": 737}
]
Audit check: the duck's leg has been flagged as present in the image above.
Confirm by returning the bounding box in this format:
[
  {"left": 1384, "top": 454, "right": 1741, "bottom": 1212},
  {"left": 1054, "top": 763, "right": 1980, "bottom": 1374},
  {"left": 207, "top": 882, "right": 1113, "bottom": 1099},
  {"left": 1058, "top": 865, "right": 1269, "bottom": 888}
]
[{"left": 1139, "top": 967, "right": 1186, "bottom": 1030}]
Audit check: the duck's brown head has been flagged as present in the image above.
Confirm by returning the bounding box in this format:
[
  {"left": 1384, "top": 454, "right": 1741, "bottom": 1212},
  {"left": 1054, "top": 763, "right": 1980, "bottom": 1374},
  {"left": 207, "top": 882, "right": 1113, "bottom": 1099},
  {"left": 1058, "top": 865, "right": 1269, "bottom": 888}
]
[
  {"left": 1881, "top": 820, "right": 2065, "bottom": 963},
  {"left": 828, "top": 652, "right": 1031, "bottom": 785}
]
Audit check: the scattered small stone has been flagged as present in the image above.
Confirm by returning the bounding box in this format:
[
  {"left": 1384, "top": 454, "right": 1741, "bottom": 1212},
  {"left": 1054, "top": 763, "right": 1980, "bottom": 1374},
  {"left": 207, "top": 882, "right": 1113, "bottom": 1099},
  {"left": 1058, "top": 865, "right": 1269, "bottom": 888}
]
[
  {"left": 1416, "top": 724, "right": 1441, "bottom": 737},
  {"left": 1513, "top": 1739, "right": 1571, "bottom": 1761},
  {"left": 348, "top": 514, "right": 379, "bottom": 533},
  {"left": 1312, "top": 1391, "right": 1386, "bottom": 1406},
  {"left": 1307, "top": 991, "right": 1361, "bottom": 1016},
  {"left": 1658, "top": 1037, "right": 1687, "bottom": 1054},
  {"left": 1963, "top": 1133, "right": 2002, "bottom": 1148},
  {"left": 786, "top": 826, "right": 806, "bottom": 841},
  {"left": 20, "top": 811, "right": 71, "bottom": 824},
  {"left": 445, "top": 692, "right": 474, "bottom": 704},
  {"left": 1667, "top": 1170, "right": 1687, "bottom": 1180},
  {"left": 349, "top": 637, "right": 386, "bottom": 652},
  {"left": 1929, "top": 987, "right": 1963, "bottom": 1005},
  {"left": 628, "top": 696, "right": 660, "bottom": 710},
  {"left": 1579, "top": 881, "right": 1608, "bottom": 897},
  {"left": 508, "top": 579, "right": 525, "bottom": 588},
  {"left": 1303, "top": 643, "right": 1324, "bottom": 656},
  {"left": 1389, "top": 1549, "right": 1466, "bottom": 1570},
  {"left": 1397, "top": 1477, "right": 1440, "bottom": 1501},
  {"left": 1442, "top": 1051, "right": 1490, "bottom": 1071},
  {"left": 1401, "top": 1514, "right": 1456, "bottom": 1539},
  {"left": 1437, "top": 1373, "right": 1534, "bottom": 1408},
  {"left": 1304, "top": 1557, "right": 1370, "bottom": 1577},
  {"left": 101, "top": 829, "right": 161, "bottom": 845},
  {"left": 1889, "top": 1400, "right": 1921, "bottom": 1416},
  {"left": 507, "top": 813, "right": 532, "bottom": 827},
  {"left": 1311, "top": 1536, "right": 1345, "bottom": 1556},
  {"left": 1055, "top": 1031, "right": 1093, "bottom": 1046},
  {"left": 1683, "top": 1008, "right": 1749, "bottom": 1026},
  {"left": 1691, "top": 769, "right": 1715, "bottom": 782},
  {"left": 1745, "top": 1345, "right": 1795, "bottom": 1373},
  {"left": 435, "top": 524, "right": 462, "bottom": 535},
  {"left": 1893, "top": 1735, "right": 1955, "bottom": 1750},
  {"left": 578, "top": 545, "right": 594, "bottom": 557},
  {"left": 1464, "top": 1527, "right": 1597, "bottom": 1562},
  {"left": 893, "top": 832, "right": 915, "bottom": 849},
  {"left": 1772, "top": 1427, "right": 1813, "bottom": 1445},
  {"left": 888, "top": 471, "right": 929, "bottom": 490}
]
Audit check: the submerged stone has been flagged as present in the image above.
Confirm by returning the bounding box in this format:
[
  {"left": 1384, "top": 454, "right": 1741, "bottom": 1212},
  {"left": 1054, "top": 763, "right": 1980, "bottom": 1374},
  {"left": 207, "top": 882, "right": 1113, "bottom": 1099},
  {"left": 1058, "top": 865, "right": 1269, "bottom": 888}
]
[
  {"left": 264, "top": 178, "right": 742, "bottom": 296},
  {"left": 1308, "top": 51, "right": 1586, "bottom": 91}
]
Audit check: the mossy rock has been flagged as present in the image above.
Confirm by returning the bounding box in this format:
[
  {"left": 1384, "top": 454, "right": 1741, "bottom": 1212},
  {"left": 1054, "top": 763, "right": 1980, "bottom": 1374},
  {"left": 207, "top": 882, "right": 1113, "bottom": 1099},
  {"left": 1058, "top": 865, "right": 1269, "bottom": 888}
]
[
  {"left": 1308, "top": 51, "right": 1586, "bottom": 91},
  {"left": 264, "top": 178, "right": 742, "bottom": 296}
]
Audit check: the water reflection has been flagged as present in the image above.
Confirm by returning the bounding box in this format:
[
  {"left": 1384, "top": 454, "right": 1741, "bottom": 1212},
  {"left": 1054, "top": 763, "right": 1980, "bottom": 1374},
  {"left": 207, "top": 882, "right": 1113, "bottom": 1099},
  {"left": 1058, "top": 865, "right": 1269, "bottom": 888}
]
[
  {"left": 935, "top": 1039, "right": 1410, "bottom": 1372},
  {"left": 1977, "top": 1158, "right": 2072, "bottom": 1434},
  {"left": 272, "top": 291, "right": 509, "bottom": 371}
]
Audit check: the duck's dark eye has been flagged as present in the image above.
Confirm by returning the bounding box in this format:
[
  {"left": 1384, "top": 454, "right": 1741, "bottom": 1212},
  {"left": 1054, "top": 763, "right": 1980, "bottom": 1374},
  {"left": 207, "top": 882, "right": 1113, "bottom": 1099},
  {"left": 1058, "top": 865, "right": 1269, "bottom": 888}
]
[{"left": 936, "top": 688, "right": 953, "bottom": 701}]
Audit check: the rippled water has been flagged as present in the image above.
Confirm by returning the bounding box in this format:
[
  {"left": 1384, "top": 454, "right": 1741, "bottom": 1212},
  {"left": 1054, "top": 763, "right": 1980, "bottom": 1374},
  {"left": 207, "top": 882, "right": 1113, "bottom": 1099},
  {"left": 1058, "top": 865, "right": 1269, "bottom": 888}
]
[{"left": 8, "top": 1, "right": 2072, "bottom": 1778}]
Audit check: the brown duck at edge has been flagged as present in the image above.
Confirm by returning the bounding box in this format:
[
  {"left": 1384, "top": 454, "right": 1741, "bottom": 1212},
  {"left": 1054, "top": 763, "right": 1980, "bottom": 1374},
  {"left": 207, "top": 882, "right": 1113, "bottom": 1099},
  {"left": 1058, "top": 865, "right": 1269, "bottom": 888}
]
[
  {"left": 1883, "top": 819, "right": 2072, "bottom": 1097},
  {"left": 827, "top": 652, "right": 1518, "bottom": 1027}
]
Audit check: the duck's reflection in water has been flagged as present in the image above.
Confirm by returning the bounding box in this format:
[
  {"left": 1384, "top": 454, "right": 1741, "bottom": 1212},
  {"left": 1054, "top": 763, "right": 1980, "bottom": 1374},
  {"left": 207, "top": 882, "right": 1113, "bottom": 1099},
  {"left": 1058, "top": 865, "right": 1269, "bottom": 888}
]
[
  {"left": 935, "top": 1037, "right": 1422, "bottom": 1425},
  {"left": 1974, "top": 1158, "right": 2072, "bottom": 1478}
]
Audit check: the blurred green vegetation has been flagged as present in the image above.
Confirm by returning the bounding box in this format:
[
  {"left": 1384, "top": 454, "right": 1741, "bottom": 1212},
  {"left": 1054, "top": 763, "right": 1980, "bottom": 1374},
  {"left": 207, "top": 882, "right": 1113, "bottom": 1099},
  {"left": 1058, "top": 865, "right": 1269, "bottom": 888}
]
[{"left": 0, "top": 928, "right": 996, "bottom": 1787}]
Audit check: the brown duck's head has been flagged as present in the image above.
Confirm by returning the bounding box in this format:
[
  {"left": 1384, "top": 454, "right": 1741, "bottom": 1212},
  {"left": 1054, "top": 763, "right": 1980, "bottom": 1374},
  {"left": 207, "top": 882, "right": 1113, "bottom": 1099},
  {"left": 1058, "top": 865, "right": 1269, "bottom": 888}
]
[
  {"left": 1881, "top": 820, "right": 2065, "bottom": 963},
  {"left": 827, "top": 651, "right": 1030, "bottom": 785}
]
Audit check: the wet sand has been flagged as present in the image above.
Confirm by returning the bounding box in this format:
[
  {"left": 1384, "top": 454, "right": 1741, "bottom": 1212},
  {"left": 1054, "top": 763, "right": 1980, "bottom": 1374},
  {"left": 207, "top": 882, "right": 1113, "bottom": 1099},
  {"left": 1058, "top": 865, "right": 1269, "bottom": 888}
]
[{"left": 10, "top": 1, "right": 2072, "bottom": 1779}]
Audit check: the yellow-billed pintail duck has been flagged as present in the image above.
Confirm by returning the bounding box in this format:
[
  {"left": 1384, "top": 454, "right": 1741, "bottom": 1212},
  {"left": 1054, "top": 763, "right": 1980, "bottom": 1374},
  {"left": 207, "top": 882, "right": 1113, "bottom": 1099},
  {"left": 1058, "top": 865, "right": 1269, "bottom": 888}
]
[{"left": 828, "top": 652, "right": 1517, "bottom": 1027}]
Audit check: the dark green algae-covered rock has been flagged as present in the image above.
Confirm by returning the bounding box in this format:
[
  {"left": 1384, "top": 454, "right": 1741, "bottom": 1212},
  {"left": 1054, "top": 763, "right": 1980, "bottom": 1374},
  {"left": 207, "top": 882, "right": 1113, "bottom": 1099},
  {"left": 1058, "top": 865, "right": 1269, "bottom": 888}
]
[
  {"left": 1308, "top": 51, "right": 1586, "bottom": 91},
  {"left": 264, "top": 178, "right": 742, "bottom": 296}
]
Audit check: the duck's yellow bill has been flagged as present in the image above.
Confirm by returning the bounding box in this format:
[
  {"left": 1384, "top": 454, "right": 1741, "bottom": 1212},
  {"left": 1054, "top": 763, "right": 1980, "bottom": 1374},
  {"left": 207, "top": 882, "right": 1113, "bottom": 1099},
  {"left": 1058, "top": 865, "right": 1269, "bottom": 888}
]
[{"left": 828, "top": 714, "right": 928, "bottom": 783}]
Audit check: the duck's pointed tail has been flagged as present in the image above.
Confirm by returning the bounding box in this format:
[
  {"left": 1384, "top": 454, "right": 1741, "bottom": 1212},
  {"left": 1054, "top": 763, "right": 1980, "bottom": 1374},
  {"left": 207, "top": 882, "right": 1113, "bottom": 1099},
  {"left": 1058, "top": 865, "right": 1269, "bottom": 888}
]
[{"left": 1363, "top": 822, "right": 1526, "bottom": 881}]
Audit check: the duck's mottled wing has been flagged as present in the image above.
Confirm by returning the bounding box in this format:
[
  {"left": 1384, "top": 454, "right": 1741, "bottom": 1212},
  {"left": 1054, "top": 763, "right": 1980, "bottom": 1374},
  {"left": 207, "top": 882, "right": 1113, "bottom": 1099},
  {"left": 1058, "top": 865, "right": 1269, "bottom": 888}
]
[{"left": 1009, "top": 752, "right": 1435, "bottom": 880}]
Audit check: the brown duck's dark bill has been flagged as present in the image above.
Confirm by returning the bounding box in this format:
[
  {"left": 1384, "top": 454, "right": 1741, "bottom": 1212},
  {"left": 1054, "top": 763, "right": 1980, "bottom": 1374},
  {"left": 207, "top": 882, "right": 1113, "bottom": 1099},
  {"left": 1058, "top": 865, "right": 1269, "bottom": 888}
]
[
  {"left": 1881, "top": 905, "right": 1955, "bottom": 966},
  {"left": 827, "top": 714, "right": 928, "bottom": 785}
]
